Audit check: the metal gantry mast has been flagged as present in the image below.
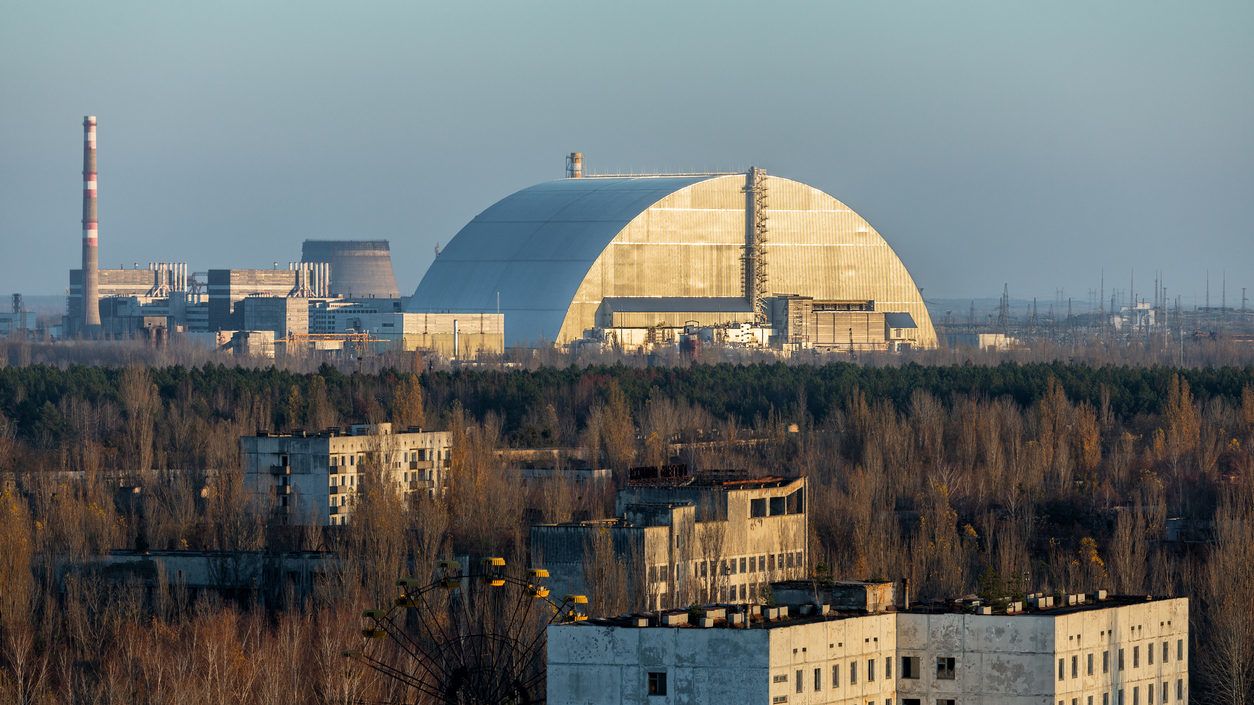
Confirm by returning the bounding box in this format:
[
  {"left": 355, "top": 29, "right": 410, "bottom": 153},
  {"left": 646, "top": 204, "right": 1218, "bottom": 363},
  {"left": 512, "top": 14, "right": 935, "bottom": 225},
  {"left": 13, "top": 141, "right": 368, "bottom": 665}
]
[{"left": 743, "top": 166, "right": 769, "bottom": 325}]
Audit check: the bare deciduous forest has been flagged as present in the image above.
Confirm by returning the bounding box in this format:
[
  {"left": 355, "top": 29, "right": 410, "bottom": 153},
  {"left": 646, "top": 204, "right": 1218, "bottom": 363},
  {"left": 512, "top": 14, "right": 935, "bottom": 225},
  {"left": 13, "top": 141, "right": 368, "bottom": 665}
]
[{"left": 0, "top": 360, "right": 1252, "bottom": 703}]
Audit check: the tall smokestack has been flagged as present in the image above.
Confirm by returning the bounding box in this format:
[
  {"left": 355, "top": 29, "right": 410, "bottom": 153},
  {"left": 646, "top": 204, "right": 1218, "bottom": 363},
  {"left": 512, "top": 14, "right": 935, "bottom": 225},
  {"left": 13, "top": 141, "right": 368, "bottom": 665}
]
[
  {"left": 566, "top": 151, "right": 583, "bottom": 178},
  {"left": 81, "top": 115, "right": 100, "bottom": 329}
]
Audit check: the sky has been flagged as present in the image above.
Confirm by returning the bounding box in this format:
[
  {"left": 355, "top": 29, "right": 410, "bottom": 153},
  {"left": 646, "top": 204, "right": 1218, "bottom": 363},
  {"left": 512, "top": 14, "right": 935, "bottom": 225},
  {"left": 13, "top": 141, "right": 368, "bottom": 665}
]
[{"left": 1, "top": 1, "right": 1251, "bottom": 307}]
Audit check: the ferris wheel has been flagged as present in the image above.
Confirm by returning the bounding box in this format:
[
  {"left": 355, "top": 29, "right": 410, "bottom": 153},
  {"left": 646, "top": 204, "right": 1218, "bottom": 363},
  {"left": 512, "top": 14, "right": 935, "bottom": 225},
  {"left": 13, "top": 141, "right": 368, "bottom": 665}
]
[{"left": 345, "top": 558, "right": 589, "bottom": 705}]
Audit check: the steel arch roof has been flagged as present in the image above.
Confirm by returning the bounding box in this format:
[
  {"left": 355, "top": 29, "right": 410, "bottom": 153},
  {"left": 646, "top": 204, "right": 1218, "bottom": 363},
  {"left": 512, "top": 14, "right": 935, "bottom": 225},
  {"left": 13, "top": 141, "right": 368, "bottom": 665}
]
[{"left": 407, "top": 175, "right": 714, "bottom": 345}]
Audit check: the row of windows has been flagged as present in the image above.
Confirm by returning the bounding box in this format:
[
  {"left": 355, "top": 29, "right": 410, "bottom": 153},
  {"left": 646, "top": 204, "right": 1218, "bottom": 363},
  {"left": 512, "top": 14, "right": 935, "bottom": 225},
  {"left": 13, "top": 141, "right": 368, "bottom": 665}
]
[
  {"left": 1057, "top": 679, "right": 1185, "bottom": 705},
  {"left": 1058, "top": 641, "right": 1184, "bottom": 681},
  {"left": 328, "top": 469, "right": 435, "bottom": 488},
  {"left": 328, "top": 448, "right": 445, "bottom": 468},
  {"left": 648, "top": 551, "right": 805, "bottom": 585},
  {"left": 779, "top": 656, "right": 897, "bottom": 695}
]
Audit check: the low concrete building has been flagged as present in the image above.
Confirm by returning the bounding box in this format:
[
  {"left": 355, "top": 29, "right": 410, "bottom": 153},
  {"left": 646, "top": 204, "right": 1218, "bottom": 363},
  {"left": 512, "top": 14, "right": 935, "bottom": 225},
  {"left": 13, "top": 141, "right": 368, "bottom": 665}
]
[
  {"left": 242, "top": 423, "right": 451, "bottom": 526},
  {"left": 531, "top": 470, "right": 807, "bottom": 610},
  {"left": 308, "top": 302, "right": 504, "bottom": 357},
  {"left": 68, "top": 549, "right": 338, "bottom": 603},
  {"left": 547, "top": 585, "right": 1189, "bottom": 705}
]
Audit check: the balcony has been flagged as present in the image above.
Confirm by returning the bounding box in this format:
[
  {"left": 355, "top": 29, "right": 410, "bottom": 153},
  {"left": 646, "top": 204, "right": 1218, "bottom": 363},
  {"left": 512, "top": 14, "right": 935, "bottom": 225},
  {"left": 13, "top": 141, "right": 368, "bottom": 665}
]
[
  {"left": 329, "top": 485, "right": 342, "bottom": 495},
  {"left": 276, "top": 485, "right": 291, "bottom": 495},
  {"left": 269, "top": 464, "right": 291, "bottom": 476},
  {"left": 329, "top": 505, "right": 340, "bottom": 515}
]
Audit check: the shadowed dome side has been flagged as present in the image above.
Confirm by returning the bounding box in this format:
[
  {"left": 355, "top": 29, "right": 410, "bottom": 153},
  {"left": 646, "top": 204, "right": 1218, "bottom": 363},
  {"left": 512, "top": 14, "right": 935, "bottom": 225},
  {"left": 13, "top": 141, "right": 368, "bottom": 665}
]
[{"left": 407, "top": 176, "right": 713, "bottom": 344}]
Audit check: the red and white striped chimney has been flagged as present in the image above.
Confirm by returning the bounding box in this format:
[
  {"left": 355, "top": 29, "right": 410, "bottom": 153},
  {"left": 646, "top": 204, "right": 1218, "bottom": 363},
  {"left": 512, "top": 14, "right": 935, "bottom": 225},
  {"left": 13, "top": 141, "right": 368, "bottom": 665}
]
[{"left": 82, "top": 115, "right": 100, "bottom": 329}]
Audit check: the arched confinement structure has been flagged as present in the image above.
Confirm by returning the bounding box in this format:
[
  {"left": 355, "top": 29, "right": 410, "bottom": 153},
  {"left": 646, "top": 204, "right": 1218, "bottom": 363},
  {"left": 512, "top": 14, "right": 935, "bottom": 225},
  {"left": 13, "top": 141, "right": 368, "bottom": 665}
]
[{"left": 408, "top": 173, "right": 936, "bottom": 348}]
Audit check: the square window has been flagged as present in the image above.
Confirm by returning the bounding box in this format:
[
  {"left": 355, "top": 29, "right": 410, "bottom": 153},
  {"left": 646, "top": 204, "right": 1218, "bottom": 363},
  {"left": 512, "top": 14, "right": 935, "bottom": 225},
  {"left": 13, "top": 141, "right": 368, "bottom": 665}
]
[
  {"left": 647, "top": 672, "right": 667, "bottom": 696},
  {"left": 937, "top": 657, "right": 956, "bottom": 680},
  {"left": 902, "top": 656, "right": 919, "bottom": 679}
]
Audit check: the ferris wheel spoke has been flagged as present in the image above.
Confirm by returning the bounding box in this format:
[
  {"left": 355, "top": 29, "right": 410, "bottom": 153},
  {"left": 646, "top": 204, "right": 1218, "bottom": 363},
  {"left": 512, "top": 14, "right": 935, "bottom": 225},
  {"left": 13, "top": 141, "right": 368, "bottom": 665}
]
[
  {"left": 372, "top": 614, "right": 453, "bottom": 686},
  {"left": 352, "top": 650, "right": 444, "bottom": 702}
]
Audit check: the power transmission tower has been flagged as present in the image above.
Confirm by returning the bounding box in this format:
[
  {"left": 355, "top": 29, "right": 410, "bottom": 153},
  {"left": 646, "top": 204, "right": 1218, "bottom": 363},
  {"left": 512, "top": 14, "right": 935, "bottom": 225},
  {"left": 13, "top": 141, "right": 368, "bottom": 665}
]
[{"left": 997, "top": 284, "right": 1010, "bottom": 331}]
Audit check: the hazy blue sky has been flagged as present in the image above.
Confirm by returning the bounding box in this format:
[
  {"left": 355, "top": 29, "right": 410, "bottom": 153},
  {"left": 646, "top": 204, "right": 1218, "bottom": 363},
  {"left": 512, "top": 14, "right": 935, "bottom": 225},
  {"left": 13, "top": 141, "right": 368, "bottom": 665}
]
[{"left": 2, "top": 1, "right": 1251, "bottom": 306}]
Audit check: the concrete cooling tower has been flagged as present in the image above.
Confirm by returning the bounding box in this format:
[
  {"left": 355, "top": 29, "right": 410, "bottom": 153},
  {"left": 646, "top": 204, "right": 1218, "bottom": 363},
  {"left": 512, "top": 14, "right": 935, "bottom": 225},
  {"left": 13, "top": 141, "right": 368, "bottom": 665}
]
[{"left": 301, "top": 240, "right": 400, "bottom": 299}]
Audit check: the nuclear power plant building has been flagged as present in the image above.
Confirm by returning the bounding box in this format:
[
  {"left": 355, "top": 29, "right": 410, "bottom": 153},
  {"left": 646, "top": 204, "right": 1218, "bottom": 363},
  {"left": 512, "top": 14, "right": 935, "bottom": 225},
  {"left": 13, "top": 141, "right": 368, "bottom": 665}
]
[
  {"left": 301, "top": 240, "right": 400, "bottom": 300},
  {"left": 407, "top": 167, "right": 937, "bottom": 350}
]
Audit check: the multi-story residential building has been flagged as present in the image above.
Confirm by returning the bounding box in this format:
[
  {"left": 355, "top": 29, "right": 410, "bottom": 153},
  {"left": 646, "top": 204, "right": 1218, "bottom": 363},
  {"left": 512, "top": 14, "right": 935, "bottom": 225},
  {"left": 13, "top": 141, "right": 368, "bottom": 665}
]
[
  {"left": 242, "top": 423, "right": 451, "bottom": 526},
  {"left": 547, "top": 582, "right": 1189, "bottom": 705},
  {"left": 530, "top": 469, "right": 807, "bottom": 610}
]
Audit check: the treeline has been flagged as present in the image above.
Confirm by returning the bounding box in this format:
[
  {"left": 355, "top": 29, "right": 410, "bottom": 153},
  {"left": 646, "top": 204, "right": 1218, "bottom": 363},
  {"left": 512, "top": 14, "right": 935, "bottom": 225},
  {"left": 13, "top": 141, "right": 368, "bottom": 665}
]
[
  {"left": 2, "top": 361, "right": 1250, "bottom": 453},
  {"left": 0, "top": 361, "right": 1252, "bottom": 702}
]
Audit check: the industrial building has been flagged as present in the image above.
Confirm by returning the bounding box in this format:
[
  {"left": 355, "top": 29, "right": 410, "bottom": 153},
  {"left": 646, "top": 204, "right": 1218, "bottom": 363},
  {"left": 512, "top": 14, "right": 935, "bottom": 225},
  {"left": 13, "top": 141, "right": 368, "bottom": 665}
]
[
  {"left": 409, "top": 156, "right": 936, "bottom": 351},
  {"left": 308, "top": 301, "right": 505, "bottom": 357},
  {"left": 206, "top": 263, "right": 329, "bottom": 331},
  {"left": 547, "top": 582, "right": 1189, "bottom": 705},
  {"left": 242, "top": 423, "right": 451, "bottom": 526},
  {"left": 530, "top": 468, "right": 807, "bottom": 611},
  {"left": 301, "top": 239, "right": 401, "bottom": 299}
]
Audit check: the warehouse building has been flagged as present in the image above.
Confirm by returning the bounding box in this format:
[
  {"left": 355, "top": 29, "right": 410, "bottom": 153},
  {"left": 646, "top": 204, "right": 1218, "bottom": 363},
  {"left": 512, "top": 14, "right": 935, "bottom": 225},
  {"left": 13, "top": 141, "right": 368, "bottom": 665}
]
[
  {"left": 409, "top": 161, "right": 936, "bottom": 350},
  {"left": 242, "top": 423, "right": 451, "bottom": 526},
  {"left": 547, "top": 583, "right": 1189, "bottom": 705},
  {"left": 530, "top": 468, "right": 807, "bottom": 611}
]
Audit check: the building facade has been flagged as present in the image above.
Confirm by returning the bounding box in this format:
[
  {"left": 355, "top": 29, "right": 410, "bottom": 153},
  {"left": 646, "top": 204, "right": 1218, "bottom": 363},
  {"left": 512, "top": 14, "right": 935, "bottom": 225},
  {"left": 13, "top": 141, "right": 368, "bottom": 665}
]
[
  {"left": 531, "top": 473, "right": 807, "bottom": 610},
  {"left": 242, "top": 423, "right": 451, "bottom": 526},
  {"left": 547, "top": 587, "right": 1189, "bottom": 705}
]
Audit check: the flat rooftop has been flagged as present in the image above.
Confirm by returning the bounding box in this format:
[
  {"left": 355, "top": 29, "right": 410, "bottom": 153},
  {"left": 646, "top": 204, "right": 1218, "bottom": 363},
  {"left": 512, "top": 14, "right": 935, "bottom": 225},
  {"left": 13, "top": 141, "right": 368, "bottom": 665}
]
[
  {"left": 577, "top": 593, "right": 1176, "bottom": 631},
  {"left": 625, "top": 465, "right": 799, "bottom": 490}
]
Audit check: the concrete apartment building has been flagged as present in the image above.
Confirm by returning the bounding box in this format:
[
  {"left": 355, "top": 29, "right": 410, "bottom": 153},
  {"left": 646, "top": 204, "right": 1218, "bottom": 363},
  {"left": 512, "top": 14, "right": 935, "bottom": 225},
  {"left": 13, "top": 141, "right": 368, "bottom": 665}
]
[
  {"left": 547, "top": 582, "right": 1189, "bottom": 705},
  {"left": 531, "top": 469, "right": 807, "bottom": 610},
  {"left": 242, "top": 423, "right": 451, "bottom": 526}
]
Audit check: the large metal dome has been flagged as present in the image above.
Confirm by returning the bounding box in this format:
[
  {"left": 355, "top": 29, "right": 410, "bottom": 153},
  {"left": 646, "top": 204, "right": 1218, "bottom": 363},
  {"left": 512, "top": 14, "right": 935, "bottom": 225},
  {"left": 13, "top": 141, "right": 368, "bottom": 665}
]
[{"left": 408, "top": 173, "right": 937, "bottom": 347}]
